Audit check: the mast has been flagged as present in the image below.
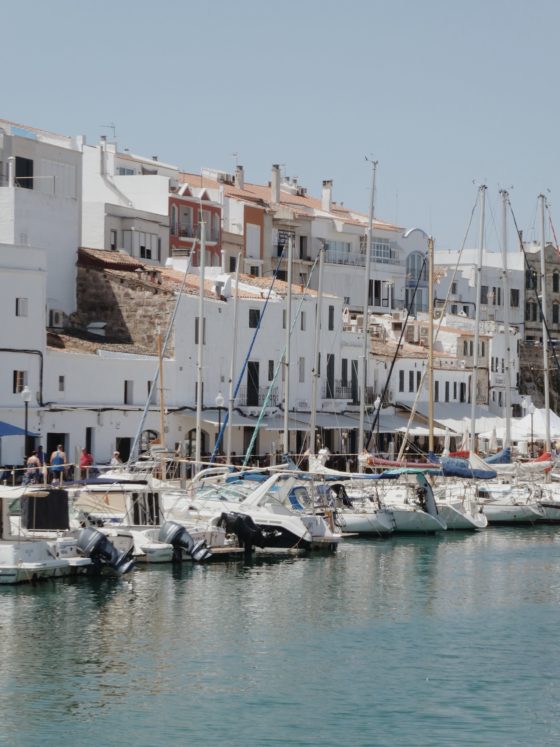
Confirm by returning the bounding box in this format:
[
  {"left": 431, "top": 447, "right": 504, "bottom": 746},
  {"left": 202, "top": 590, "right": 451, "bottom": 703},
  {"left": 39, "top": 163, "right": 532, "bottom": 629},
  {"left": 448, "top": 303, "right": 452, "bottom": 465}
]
[
  {"left": 283, "top": 236, "right": 293, "bottom": 455},
  {"left": 427, "top": 236, "right": 435, "bottom": 454},
  {"left": 540, "top": 193, "right": 551, "bottom": 451},
  {"left": 358, "top": 159, "right": 378, "bottom": 469},
  {"left": 470, "top": 184, "right": 486, "bottom": 453},
  {"left": 309, "top": 243, "right": 325, "bottom": 456},
  {"left": 157, "top": 329, "right": 166, "bottom": 449},
  {"left": 226, "top": 252, "right": 242, "bottom": 462},
  {"left": 195, "top": 220, "right": 206, "bottom": 473},
  {"left": 500, "top": 190, "right": 512, "bottom": 449}
]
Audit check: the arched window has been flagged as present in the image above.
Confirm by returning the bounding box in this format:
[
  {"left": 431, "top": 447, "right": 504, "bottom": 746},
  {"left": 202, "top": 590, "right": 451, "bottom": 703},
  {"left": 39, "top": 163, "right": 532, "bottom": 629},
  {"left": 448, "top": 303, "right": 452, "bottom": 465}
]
[{"left": 406, "top": 251, "right": 427, "bottom": 282}]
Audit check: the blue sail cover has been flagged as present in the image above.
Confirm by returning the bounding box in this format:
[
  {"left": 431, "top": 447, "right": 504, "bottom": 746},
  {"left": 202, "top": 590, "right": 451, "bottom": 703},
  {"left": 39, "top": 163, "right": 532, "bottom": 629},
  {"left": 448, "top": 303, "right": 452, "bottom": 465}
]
[
  {"left": 440, "top": 457, "right": 497, "bottom": 480},
  {"left": 485, "top": 448, "right": 512, "bottom": 464}
]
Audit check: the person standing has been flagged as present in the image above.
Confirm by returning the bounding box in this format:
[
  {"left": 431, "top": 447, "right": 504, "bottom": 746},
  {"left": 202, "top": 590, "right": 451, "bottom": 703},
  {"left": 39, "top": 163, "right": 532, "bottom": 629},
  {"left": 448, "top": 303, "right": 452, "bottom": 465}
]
[
  {"left": 79, "top": 447, "right": 94, "bottom": 478},
  {"left": 49, "top": 444, "right": 66, "bottom": 484},
  {"left": 23, "top": 451, "right": 41, "bottom": 485},
  {"left": 110, "top": 451, "right": 122, "bottom": 466}
]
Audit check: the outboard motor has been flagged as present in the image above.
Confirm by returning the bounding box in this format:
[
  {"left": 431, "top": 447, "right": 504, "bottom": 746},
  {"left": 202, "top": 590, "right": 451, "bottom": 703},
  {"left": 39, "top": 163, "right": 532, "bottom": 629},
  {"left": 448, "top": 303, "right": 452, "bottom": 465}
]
[
  {"left": 158, "top": 521, "right": 212, "bottom": 563},
  {"left": 217, "top": 511, "right": 266, "bottom": 554},
  {"left": 77, "top": 527, "right": 135, "bottom": 575}
]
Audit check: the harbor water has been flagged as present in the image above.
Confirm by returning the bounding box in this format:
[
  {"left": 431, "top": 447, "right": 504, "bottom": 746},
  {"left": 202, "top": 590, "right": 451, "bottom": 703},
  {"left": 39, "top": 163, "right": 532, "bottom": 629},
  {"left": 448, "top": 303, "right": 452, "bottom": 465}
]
[{"left": 1, "top": 527, "right": 560, "bottom": 747}]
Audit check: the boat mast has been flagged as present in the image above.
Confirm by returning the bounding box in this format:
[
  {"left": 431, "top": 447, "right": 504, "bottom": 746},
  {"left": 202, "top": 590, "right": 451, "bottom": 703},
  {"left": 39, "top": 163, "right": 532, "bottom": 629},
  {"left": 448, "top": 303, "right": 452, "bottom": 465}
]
[
  {"left": 358, "top": 159, "right": 378, "bottom": 469},
  {"left": 226, "top": 252, "right": 242, "bottom": 462},
  {"left": 157, "top": 329, "right": 166, "bottom": 449},
  {"left": 309, "top": 243, "right": 325, "bottom": 456},
  {"left": 195, "top": 220, "right": 206, "bottom": 473},
  {"left": 283, "top": 236, "right": 293, "bottom": 455},
  {"left": 500, "top": 190, "right": 512, "bottom": 450},
  {"left": 539, "top": 193, "right": 551, "bottom": 452},
  {"left": 428, "top": 236, "right": 435, "bottom": 454},
  {"left": 470, "top": 184, "right": 486, "bottom": 453}
]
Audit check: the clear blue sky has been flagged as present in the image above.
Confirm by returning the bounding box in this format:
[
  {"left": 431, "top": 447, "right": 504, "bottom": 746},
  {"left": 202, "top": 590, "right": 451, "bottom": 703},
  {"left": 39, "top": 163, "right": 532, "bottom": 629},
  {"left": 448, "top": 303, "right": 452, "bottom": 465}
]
[{"left": 3, "top": 0, "right": 559, "bottom": 249}]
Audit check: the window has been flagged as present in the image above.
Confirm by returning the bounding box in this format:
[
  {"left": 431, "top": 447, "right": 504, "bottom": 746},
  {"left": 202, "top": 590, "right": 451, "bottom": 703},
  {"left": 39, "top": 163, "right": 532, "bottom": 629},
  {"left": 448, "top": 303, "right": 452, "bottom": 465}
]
[
  {"left": 110, "top": 229, "right": 117, "bottom": 251},
  {"left": 481, "top": 341, "right": 485, "bottom": 357},
  {"left": 453, "top": 382, "right": 457, "bottom": 400},
  {"left": 15, "top": 156, "right": 33, "bottom": 189},
  {"left": 445, "top": 381, "right": 450, "bottom": 402},
  {"left": 463, "top": 340, "right": 468, "bottom": 356},
  {"left": 416, "top": 370, "right": 421, "bottom": 390},
  {"left": 58, "top": 375, "right": 65, "bottom": 393},
  {"left": 249, "top": 308, "right": 260, "bottom": 328},
  {"left": 300, "top": 311, "right": 306, "bottom": 331},
  {"left": 13, "top": 370, "right": 26, "bottom": 393},
  {"left": 463, "top": 305, "right": 470, "bottom": 316},
  {"left": 299, "top": 235, "right": 308, "bottom": 259},
  {"left": 451, "top": 304, "right": 458, "bottom": 315},
  {"left": 299, "top": 357, "right": 305, "bottom": 383},
  {"left": 554, "top": 272, "right": 560, "bottom": 293},
  {"left": 399, "top": 370, "right": 405, "bottom": 392},
  {"left": 499, "top": 391, "right": 503, "bottom": 407},
  {"left": 250, "top": 265, "right": 259, "bottom": 277},
  {"left": 434, "top": 381, "right": 439, "bottom": 402},
  {"left": 268, "top": 360, "right": 274, "bottom": 381},
  {"left": 15, "top": 297, "right": 28, "bottom": 317},
  {"left": 451, "top": 282, "right": 457, "bottom": 294},
  {"left": 460, "top": 382, "right": 466, "bottom": 403},
  {"left": 282, "top": 309, "right": 286, "bottom": 329},
  {"left": 469, "top": 341, "right": 473, "bottom": 356},
  {"left": 147, "top": 380, "right": 153, "bottom": 397},
  {"left": 409, "top": 371, "right": 414, "bottom": 392},
  {"left": 553, "top": 304, "right": 559, "bottom": 324},
  {"left": 344, "top": 296, "right": 350, "bottom": 305},
  {"left": 481, "top": 285, "right": 488, "bottom": 305},
  {"left": 124, "top": 380, "right": 133, "bottom": 405},
  {"left": 194, "top": 317, "right": 206, "bottom": 345},
  {"left": 510, "top": 288, "right": 519, "bottom": 307},
  {"left": 229, "top": 256, "right": 236, "bottom": 272},
  {"left": 328, "top": 305, "right": 335, "bottom": 331}
]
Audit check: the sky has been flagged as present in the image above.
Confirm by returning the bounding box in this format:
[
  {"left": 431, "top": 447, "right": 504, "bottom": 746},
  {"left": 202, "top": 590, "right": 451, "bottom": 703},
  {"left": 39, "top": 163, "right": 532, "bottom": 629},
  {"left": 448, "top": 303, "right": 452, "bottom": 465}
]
[{"left": 3, "top": 0, "right": 560, "bottom": 249}]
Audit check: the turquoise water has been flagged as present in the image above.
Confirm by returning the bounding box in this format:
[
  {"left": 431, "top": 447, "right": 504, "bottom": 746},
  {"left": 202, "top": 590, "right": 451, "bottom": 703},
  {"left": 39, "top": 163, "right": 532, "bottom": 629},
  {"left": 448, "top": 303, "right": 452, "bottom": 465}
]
[{"left": 1, "top": 528, "right": 560, "bottom": 746}]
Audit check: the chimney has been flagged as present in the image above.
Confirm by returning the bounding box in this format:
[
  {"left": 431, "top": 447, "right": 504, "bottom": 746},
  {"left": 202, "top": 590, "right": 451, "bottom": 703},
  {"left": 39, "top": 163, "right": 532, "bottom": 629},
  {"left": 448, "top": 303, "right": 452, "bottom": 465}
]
[
  {"left": 271, "top": 164, "right": 281, "bottom": 203},
  {"left": 235, "top": 165, "right": 245, "bottom": 189},
  {"left": 322, "top": 180, "right": 333, "bottom": 212}
]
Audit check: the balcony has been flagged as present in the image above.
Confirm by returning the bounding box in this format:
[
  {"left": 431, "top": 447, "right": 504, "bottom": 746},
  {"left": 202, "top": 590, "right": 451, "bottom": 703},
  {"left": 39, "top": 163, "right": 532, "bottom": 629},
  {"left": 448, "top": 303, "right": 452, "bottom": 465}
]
[
  {"left": 322, "top": 379, "right": 354, "bottom": 401},
  {"left": 237, "top": 386, "right": 279, "bottom": 407},
  {"left": 174, "top": 224, "right": 220, "bottom": 243}
]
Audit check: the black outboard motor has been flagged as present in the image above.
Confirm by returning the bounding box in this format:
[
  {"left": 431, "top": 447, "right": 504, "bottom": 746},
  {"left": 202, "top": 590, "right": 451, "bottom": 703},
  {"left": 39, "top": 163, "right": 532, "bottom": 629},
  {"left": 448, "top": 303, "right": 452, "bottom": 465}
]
[
  {"left": 77, "top": 527, "right": 135, "bottom": 575},
  {"left": 158, "top": 521, "right": 212, "bottom": 563},
  {"left": 217, "top": 512, "right": 266, "bottom": 554}
]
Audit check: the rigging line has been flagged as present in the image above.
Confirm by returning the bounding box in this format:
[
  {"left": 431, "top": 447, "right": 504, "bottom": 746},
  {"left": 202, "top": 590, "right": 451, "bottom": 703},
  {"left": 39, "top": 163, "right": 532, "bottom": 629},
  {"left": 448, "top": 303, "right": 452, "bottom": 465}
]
[
  {"left": 365, "top": 254, "right": 427, "bottom": 450},
  {"left": 509, "top": 199, "right": 560, "bottom": 375},
  {"left": 127, "top": 245, "right": 195, "bottom": 464},
  {"left": 397, "top": 188, "right": 481, "bottom": 461},
  {"left": 242, "top": 253, "right": 322, "bottom": 467},
  {"left": 210, "top": 247, "right": 287, "bottom": 463}
]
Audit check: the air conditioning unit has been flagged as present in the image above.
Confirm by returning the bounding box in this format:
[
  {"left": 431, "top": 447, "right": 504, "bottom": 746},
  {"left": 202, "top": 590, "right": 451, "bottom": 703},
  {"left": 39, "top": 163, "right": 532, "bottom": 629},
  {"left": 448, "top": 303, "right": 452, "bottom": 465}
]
[{"left": 49, "top": 309, "right": 65, "bottom": 328}]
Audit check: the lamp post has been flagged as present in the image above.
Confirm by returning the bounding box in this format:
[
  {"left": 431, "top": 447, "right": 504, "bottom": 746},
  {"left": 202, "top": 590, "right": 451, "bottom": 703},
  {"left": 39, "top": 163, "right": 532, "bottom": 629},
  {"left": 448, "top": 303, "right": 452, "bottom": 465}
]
[
  {"left": 21, "top": 385, "right": 31, "bottom": 459},
  {"left": 215, "top": 391, "right": 224, "bottom": 456},
  {"left": 528, "top": 401, "right": 536, "bottom": 458},
  {"left": 373, "top": 395, "right": 382, "bottom": 452}
]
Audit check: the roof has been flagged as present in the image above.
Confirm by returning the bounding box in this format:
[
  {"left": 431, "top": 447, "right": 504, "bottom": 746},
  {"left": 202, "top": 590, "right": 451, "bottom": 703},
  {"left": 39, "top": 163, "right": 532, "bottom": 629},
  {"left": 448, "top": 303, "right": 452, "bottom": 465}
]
[{"left": 180, "top": 171, "right": 402, "bottom": 233}]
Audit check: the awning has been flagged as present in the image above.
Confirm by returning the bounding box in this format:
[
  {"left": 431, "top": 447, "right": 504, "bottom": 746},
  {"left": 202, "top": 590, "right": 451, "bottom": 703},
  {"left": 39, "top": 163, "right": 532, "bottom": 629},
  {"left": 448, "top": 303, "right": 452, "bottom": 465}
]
[{"left": 0, "top": 420, "right": 38, "bottom": 437}]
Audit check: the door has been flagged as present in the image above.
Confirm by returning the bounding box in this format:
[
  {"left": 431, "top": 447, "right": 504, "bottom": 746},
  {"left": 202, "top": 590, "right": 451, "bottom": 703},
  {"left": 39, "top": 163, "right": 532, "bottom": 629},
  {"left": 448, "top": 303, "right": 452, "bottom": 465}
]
[
  {"left": 351, "top": 360, "right": 359, "bottom": 404},
  {"left": 247, "top": 361, "right": 259, "bottom": 406}
]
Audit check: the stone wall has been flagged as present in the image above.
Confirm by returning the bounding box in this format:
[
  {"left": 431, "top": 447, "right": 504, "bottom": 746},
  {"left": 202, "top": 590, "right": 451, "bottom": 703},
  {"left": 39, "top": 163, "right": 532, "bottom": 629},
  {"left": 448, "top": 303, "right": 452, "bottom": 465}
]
[{"left": 71, "top": 266, "right": 176, "bottom": 354}]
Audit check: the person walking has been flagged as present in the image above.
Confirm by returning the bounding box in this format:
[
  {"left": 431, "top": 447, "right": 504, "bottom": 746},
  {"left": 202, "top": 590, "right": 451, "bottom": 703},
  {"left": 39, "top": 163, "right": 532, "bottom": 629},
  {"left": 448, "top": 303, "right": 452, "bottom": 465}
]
[
  {"left": 23, "top": 451, "right": 41, "bottom": 485},
  {"left": 49, "top": 444, "right": 67, "bottom": 484}
]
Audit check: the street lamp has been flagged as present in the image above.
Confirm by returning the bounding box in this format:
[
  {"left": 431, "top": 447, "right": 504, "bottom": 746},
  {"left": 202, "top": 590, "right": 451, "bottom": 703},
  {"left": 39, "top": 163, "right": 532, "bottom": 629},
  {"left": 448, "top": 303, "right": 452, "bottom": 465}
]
[
  {"left": 215, "top": 391, "right": 225, "bottom": 455},
  {"left": 21, "top": 385, "right": 31, "bottom": 458},
  {"left": 528, "top": 401, "right": 536, "bottom": 458},
  {"left": 373, "top": 395, "right": 382, "bottom": 451}
]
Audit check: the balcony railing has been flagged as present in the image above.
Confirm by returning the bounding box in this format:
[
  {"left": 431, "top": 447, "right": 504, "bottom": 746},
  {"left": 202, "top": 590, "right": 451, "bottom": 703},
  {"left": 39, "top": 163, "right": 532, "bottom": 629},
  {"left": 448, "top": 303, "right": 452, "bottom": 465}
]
[
  {"left": 237, "top": 386, "right": 279, "bottom": 407},
  {"left": 322, "top": 379, "right": 354, "bottom": 400},
  {"left": 174, "top": 224, "right": 220, "bottom": 242}
]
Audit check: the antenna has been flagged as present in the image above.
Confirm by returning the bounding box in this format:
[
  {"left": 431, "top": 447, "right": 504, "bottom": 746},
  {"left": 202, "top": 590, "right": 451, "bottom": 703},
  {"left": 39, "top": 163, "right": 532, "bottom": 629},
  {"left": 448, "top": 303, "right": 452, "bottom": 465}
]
[{"left": 100, "top": 122, "right": 117, "bottom": 141}]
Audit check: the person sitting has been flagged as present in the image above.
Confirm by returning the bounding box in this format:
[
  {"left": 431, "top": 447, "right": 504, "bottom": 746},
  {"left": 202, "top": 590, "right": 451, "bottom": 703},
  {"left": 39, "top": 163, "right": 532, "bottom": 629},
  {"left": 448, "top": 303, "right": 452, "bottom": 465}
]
[{"left": 110, "top": 451, "right": 123, "bottom": 466}]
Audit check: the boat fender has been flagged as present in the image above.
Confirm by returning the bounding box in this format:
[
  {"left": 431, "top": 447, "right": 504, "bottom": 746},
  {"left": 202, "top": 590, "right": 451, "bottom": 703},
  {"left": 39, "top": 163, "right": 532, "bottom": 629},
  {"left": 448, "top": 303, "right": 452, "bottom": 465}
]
[
  {"left": 77, "top": 527, "right": 135, "bottom": 575},
  {"left": 158, "top": 521, "right": 212, "bottom": 563}
]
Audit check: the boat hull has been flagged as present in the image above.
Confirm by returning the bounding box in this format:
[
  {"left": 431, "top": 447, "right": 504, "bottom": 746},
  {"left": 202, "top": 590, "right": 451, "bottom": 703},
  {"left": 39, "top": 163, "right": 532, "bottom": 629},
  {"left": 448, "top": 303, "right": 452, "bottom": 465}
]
[{"left": 389, "top": 508, "right": 447, "bottom": 533}]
